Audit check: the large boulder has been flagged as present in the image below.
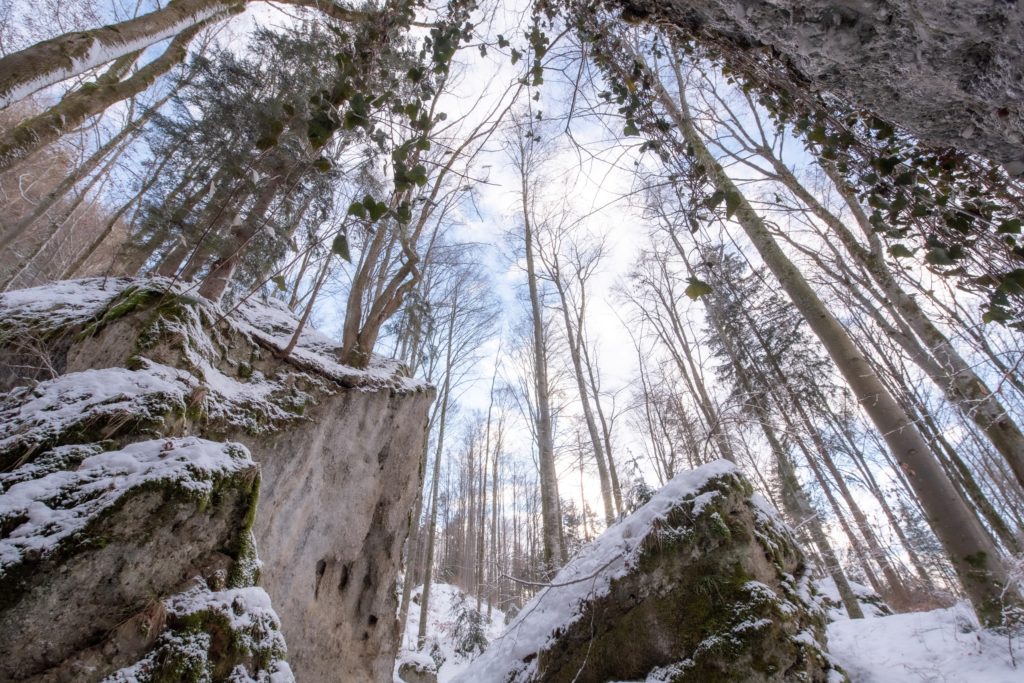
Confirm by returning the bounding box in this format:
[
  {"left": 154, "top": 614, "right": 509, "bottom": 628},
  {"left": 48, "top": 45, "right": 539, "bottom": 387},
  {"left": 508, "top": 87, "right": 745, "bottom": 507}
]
[
  {"left": 0, "top": 437, "right": 266, "bottom": 681},
  {"left": 0, "top": 278, "right": 434, "bottom": 682},
  {"left": 458, "top": 461, "right": 843, "bottom": 682}
]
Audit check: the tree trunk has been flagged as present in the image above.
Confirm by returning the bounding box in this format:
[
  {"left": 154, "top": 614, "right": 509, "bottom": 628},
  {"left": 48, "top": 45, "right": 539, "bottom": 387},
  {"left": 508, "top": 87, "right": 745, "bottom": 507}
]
[
  {"left": 552, "top": 272, "right": 615, "bottom": 525},
  {"left": 774, "top": 155, "right": 1024, "bottom": 493},
  {"left": 520, "top": 161, "right": 565, "bottom": 570},
  {"left": 0, "top": 0, "right": 369, "bottom": 110},
  {"left": 637, "top": 48, "right": 1019, "bottom": 625},
  {"left": 0, "top": 25, "right": 202, "bottom": 176},
  {"left": 417, "top": 304, "right": 456, "bottom": 646}
]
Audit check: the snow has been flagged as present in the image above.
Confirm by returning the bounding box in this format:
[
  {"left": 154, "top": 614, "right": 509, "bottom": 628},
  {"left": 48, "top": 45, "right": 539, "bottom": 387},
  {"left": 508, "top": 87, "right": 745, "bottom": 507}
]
[
  {"left": 232, "top": 294, "right": 424, "bottom": 392},
  {"left": 396, "top": 583, "right": 508, "bottom": 683},
  {"left": 816, "top": 577, "right": 891, "bottom": 620},
  {"left": 452, "top": 460, "right": 739, "bottom": 683},
  {"left": 166, "top": 581, "right": 288, "bottom": 656},
  {"left": 0, "top": 276, "right": 135, "bottom": 333},
  {"left": 103, "top": 579, "right": 294, "bottom": 683},
  {"left": 0, "top": 437, "right": 253, "bottom": 571},
  {"left": 828, "top": 602, "right": 1022, "bottom": 682},
  {"left": 0, "top": 361, "right": 193, "bottom": 456}
]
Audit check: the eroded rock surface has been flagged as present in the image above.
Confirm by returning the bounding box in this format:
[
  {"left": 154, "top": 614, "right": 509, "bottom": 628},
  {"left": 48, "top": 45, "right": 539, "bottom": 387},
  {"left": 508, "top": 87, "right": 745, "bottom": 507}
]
[
  {"left": 0, "top": 278, "right": 433, "bottom": 682},
  {"left": 459, "top": 461, "right": 842, "bottom": 682},
  {"left": 619, "top": 0, "right": 1024, "bottom": 171}
]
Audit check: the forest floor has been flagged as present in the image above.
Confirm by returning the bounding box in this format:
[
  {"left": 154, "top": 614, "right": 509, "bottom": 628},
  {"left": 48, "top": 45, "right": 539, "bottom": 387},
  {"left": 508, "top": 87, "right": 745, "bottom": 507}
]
[
  {"left": 828, "top": 602, "right": 1021, "bottom": 682},
  {"left": 397, "top": 582, "right": 1022, "bottom": 682}
]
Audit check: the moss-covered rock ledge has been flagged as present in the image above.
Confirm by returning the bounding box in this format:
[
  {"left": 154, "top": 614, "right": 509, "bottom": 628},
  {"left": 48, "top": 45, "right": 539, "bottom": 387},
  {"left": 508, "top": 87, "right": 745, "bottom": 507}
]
[
  {"left": 0, "top": 437, "right": 276, "bottom": 682},
  {"left": 0, "top": 277, "right": 435, "bottom": 682},
  {"left": 457, "top": 461, "right": 845, "bottom": 683}
]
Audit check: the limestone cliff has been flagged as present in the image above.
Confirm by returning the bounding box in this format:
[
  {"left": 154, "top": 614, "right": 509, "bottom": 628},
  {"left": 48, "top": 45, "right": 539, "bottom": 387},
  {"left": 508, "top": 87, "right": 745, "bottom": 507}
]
[
  {"left": 614, "top": 0, "right": 1024, "bottom": 172},
  {"left": 0, "top": 277, "right": 433, "bottom": 682},
  {"left": 458, "top": 461, "right": 843, "bottom": 683}
]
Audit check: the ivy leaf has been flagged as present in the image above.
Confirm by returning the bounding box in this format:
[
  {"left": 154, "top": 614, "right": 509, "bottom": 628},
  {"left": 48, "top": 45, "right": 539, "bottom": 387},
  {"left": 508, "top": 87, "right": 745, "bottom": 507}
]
[
  {"left": 684, "top": 277, "right": 713, "bottom": 300},
  {"left": 331, "top": 234, "right": 352, "bottom": 262},
  {"left": 395, "top": 201, "right": 413, "bottom": 224},
  {"left": 271, "top": 275, "right": 288, "bottom": 291},
  {"left": 363, "top": 194, "right": 389, "bottom": 221},
  {"left": 510, "top": 48, "right": 521, "bottom": 65},
  {"left": 888, "top": 244, "right": 914, "bottom": 259},
  {"left": 497, "top": 34, "right": 509, "bottom": 48},
  {"left": 622, "top": 120, "right": 640, "bottom": 137},
  {"left": 998, "top": 218, "right": 1022, "bottom": 234},
  {"left": 347, "top": 201, "right": 367, "bottom": 219}
]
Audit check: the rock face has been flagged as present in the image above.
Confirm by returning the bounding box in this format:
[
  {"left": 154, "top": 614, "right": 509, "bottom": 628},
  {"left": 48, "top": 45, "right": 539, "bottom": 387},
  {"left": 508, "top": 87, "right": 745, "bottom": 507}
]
[
  {"left": 621, "top": 0, "right": 1024, "bottom": 171},
  {"left": 0, "top": 437, "right": 265, "bottom": 682},
  {"left": 459, "top": 461, "right": 843, "bottom": 683},
  {"left": 0, "top": 278, "right": 433, "bottom": 682},
  {"left": 242, "top": 365, "right": 433, "bottom": 681}
]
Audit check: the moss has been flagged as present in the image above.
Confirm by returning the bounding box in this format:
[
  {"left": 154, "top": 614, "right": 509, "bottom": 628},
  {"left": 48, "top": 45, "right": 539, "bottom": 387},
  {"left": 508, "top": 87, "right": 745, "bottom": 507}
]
[
  {"left": 964, "top": 551, "right": 988, "bottom": 568},
  {"left": 0, "top": 455, "right": 254, "bottom": 613},
  {"left": 76, "top": 285, "right": 164, "bottom": 341},
  {"left": 227, "top": 468, "right": 262, "bottom": 589},
  {"left": 236, "top": 362, "right": 253, "bottom": 380}
]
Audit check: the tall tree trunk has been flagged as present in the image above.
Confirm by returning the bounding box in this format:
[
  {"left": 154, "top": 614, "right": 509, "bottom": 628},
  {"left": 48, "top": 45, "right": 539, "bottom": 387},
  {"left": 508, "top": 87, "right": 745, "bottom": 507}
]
[
  {"left": 633, "top": 46, "right": 1019, "bottom": 625},
  {"left": 772, "top": 154, "right": 1024, "bottom": 493},
  {"left": 0, "top": 24, "right": 203, "bottom": 177},
  {"left": 552, "top": 272, "right": 615, "bottom": 525},
  {"left": 520, "top": 161, "right": 565, "bottom": 570},
  {"left": 0, "top": 0, "right": 369, "bottom": 110}
]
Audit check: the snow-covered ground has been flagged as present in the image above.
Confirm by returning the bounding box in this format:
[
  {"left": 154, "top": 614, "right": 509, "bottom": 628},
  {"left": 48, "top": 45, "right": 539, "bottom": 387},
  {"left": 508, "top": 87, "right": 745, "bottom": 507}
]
[
  {"left": 396, "top": 583, "right": 507, "bottom": 682},
  {"left": 396, "top": 581, "right": 1022, "bottom": 683},
  {"left": 828, "top": 602, "right": 1022, "bottom": 682}
]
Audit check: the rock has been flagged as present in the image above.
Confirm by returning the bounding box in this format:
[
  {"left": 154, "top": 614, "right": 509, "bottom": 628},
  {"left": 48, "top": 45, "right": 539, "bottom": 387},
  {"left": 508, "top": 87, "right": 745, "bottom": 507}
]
[
  {"left": 103, "top": 582, "right": 294, "bottom": 683},
  {"left": 0, "top": 278, "right": 434, "bottom": 682},
  {"left": 398, "top": 656, "right": 440, "bottom": 683},
  {"left": 616, "top": 0, "right": 1024, "bottom": 170},
  {"left": 0, "top": 438, "right": 261, "bottom": 682},
  {"left": 458, "top": 461, "right": 843, "bottom": 682}
]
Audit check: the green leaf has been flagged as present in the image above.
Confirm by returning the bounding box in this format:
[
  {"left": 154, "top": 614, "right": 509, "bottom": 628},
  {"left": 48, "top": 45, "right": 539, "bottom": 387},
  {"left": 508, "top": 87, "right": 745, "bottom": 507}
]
[
  {"left": 684, "top": 277, "right": 713, "bottom": 300},
  {"left": 395, "top": 201, "right": 413, "bottom": 224},
  {"left": 363, "top": 194, "right": 389, "bottom": 221},
  {"left": 271, "top": 275, "right": 288, "bottom": 291},
  {"left": 510, "top": 48, "right": 521, "bottom": 65},
  {"left": 331, "top": 233, "right": 352, "bottom": 262},
  {"left": 998, "top": 218, "right": 1022, "bottom": 235},
  {"left": 347, "top": 201, "right": 367, "bottom": 219},
  {"left": 622, "top": 120, "right": 639, "bottom": 137},
  {"left": 888, "top": 244, "right": 914, "bottom": 259}
]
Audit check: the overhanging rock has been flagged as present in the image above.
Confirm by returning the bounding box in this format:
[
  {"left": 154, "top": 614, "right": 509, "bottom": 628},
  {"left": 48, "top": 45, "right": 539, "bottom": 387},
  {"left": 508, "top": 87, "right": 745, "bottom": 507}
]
[{"left": 458, "top": 461, "right": 844, "bottom": 682}]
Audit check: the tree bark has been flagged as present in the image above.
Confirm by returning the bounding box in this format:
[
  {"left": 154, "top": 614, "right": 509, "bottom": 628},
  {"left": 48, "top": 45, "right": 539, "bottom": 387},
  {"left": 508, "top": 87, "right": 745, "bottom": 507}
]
[{"left": 0, "top": 0, "right": 370, "bottom": 111}]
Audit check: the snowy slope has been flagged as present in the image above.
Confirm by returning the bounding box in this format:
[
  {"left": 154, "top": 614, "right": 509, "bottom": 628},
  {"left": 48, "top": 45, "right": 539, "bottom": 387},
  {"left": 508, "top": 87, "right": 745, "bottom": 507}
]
[
  {"left": 396, "top": 583, "right": 507, "bottom": 682},
  {"left": 828, "top": 603, "right": 1022, "bottom": 682}
]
